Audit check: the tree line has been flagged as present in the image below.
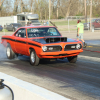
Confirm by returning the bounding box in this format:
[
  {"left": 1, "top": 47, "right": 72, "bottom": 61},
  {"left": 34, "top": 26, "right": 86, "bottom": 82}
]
[{"left": 0, "top": 0, "right": 100, "bottom": 19}]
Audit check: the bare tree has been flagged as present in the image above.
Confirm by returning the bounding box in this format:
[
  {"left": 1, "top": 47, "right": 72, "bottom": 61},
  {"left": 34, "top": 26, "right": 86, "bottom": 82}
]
[
  {"left": 0, "top": 0, "right": 5, "bottom": 16},
  {"left": 21, "top": 0, "right": 24, "bottom": 12},
  {"left": 1, "top": 0, "right": 100, "bottom": 19},
  {"left": 56, "top": 0, "right": 61, "bottom": 19},
  {"left": 90, "top": 0, "right": 92, "bottom": 30},
  {"left": 14, "top": 0, "right": 19, "bottom": 14},
  {"left": 84, "top": 0, "right": 87, "bottom": 23},
  {"left": 30, "top": 0, "right": 34, "bottom": 13},
  {"left": 65, "top": 0, "right": 72, "bottom": 18}
]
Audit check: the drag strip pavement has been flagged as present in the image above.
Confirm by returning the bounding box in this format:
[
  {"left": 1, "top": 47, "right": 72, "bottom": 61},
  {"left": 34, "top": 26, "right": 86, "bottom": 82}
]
[{"left": 0, "top": 43, "right": 100, "bottom": 100}]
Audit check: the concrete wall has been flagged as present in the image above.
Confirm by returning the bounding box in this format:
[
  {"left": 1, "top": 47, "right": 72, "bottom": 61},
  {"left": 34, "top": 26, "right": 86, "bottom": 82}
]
[{"left": 0, "top": 72, "right": 70, "bottom": 100}]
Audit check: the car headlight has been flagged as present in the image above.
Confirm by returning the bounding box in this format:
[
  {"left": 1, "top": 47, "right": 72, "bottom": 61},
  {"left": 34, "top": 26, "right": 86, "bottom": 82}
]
[
  {"left": 48, "top": 47, "right": 53, "bottom": 51},
  {"left": 76, "top": 44, "right": 81, "bottom": 49},
  {"left": 42, "top": 45, "right": 62, "bottom": 52},
  {"left": 42, "top": 46, "right": 47, "bottom": 51}
]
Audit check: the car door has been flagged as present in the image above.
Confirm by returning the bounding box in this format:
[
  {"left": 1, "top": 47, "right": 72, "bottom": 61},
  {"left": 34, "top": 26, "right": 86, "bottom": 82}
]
[
  {"left": 14, "top": 28, "right": 27, "bottom": 55},
  {"left": 7, "top": 24, "right": 11, "bottom": 31},
  {"left": 10, "top": 24, "right": 14, "bottom": 31},
  {"left": 95, "top": 19, "right": 100, "bottom": 28},
  {"left": 6, "top": 24, "right": 10, "bottom": 30},
  {"left": 97, "top": 19, "right": 100, "bottom": 28}
]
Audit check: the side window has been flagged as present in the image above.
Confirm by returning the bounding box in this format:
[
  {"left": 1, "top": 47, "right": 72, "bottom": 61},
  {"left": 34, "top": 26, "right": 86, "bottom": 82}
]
[
  {"left": 96, "top": 20, "right": 99, "bottom": 23},
  {"left": 15, "top": 28, "right": 26, "bottom": 38},
  {"left": 48, "top": 28, "right": 58, "bottom": 35}
]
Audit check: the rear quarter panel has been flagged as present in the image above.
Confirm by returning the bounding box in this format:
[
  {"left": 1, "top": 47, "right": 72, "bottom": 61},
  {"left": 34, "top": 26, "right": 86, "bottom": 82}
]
[{"left": 1, "top": 35, "right": 16, "bottom": 53}]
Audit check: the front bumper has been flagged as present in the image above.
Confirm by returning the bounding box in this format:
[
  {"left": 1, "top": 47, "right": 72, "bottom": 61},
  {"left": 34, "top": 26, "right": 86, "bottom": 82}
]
[{"left": 38, "top": 49, "right": 83, "bottom": 58}]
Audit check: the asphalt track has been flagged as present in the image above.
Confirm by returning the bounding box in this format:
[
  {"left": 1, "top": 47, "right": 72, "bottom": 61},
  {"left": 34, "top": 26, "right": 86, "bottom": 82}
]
[
  {"left": 0, "top": 30, "right": 100, "bottom": 100},
  {"left": 0, "top": 40, "right": 100, "bottom": 100}
]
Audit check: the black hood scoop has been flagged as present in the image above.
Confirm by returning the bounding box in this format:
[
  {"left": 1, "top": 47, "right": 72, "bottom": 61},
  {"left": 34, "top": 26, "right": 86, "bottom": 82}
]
[
  {"left": 45, "top": 37, "right": 67, "bottom": 43},
  {"left": 32, "top": 37, "right": 67, "bottom": 44}
]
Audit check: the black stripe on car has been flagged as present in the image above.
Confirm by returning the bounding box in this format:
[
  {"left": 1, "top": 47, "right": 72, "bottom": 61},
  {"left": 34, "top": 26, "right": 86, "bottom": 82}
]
[
  {"left": 28, "top": 43, "right": 41, "bottom": 48},
  {"left": 2, "top": 37, "right": 41, "bottom": 48},
  {"left": 15, "top": 40, "right": 26, "bottom": 44},
  {"left": 2, "top": 37, "right": 15, "bottom": 41}
]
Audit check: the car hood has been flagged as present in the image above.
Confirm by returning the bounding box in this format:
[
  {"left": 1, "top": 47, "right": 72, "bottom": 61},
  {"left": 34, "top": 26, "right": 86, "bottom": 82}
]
[{"left": 31, "top": 37, "right": 77, "bottom": 44}]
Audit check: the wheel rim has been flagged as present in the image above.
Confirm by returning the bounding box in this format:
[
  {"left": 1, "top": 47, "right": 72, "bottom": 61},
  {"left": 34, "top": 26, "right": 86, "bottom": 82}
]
[
  {"left": 7, "top": 47, "right": 10, "bottom": 57},
  {"left": 31, "top": 52, "right": 35, "bottom": 63}
]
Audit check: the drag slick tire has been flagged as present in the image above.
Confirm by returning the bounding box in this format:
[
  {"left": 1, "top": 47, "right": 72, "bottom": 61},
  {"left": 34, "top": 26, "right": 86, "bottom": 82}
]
[
  {"left": 67, "top": 55, "right": 77, "bottom": 63},
  {"left": 30, "top": 49, "right": 40, "bottom": 66},
  {"left": 6, "top": 43, "right": 17, "bottom": 59}
]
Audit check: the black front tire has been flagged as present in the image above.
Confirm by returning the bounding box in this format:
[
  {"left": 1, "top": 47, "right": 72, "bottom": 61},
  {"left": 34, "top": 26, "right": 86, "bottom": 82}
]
[
  {"left": 30, "top": 50, "right": 40, "bottom": 66},
  {"left": 6, "top": 43, "right": 18, "bottom": 59},
  {"left": 67, "top": 55, "right": 77, "bottom": 63}
]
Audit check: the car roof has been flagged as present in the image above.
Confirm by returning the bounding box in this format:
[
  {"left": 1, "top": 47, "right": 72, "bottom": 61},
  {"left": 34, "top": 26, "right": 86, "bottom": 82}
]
[
  {"left": 11, "top": 23, "right": 20, "bottom": 24},
  {"left": 20, "top": 25, "right": 56, "bottom": 29}
]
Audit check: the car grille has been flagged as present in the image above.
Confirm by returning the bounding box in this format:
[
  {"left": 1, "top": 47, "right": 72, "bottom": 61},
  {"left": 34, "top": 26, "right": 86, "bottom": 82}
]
[
  {"left": 46, "top": 45, "right": 62, "bottom": 52},
  {"left": 64, "top": 44, "right": 82, "bottom": 51}
]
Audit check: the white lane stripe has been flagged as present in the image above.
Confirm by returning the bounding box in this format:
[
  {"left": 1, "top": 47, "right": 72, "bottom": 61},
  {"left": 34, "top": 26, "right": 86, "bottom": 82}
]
[
  {"left": 78, "top": 55, "right": 100, "bottom": 62},
  {"left": 0, "top": 72, "right": 70, "bottom": 100}
]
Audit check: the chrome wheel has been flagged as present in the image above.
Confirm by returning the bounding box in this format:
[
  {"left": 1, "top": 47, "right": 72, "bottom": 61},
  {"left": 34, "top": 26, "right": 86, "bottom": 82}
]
[
  {"left": 30, "top": 50, "right": 40, "bottom": 66},
  {"left": 7, "top": 47, "right": 10, "bottom": 57},
  {"left": 31, "top": 51, "right": 35, "bottom": 63}
]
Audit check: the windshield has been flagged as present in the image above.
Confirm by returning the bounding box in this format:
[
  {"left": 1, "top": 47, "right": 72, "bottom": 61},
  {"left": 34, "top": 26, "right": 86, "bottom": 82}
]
[
  {"left": 91, "top": 19, "right": 96, "bottom": 22},
  {"left": 29, "top": 20, "right": 40, "bottom": 23},
  {"left": 12, "top": 24, "right": 21, "bottom": 26},
  {"left": 27, "top": 27, "right": 61, "bottom": 38}
]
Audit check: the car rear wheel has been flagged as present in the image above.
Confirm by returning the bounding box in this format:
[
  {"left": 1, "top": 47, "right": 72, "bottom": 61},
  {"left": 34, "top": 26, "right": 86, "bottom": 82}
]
[
  {"left": 30, "top": 50, "right": 40, "bottom": 66},
  {"left": 6, "top": 43, "right": 18, "bottom": 59},
  {"left": 67, "top": 55, "right": 77, "bottom": 63}
]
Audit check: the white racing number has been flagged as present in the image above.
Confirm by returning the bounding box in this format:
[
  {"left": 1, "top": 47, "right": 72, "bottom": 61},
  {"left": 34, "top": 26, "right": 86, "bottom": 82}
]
[{"left": 31, "top": 28, "right": 39, "bottom": 32}]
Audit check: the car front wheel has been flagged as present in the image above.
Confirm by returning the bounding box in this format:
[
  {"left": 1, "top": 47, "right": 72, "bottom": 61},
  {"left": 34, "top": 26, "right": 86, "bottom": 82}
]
[
  {"left": 67, "top": 55, "right": 77, "bottom": 63},
  {"left": 30, "top": 50, "right": 40, "bottom": 66}
]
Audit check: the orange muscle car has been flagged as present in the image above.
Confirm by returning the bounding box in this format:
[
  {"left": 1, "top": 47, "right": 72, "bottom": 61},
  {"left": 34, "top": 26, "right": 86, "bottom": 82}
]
[{"left": 1, "top": 26, "right": 83, "bottom": 66}]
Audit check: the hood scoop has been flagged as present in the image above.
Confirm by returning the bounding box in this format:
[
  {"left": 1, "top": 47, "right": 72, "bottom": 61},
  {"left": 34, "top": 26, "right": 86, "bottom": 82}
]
[
  {"left": 32, "top": 37, "right": 67, "bottom": 44},
  {"left": 45, "top": 37, "right": 67, "bottom": 43}
]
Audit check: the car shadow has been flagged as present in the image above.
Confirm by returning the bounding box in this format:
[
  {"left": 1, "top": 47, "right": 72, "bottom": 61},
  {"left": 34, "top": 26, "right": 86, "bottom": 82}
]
[{"left": 17, "top": 55, "right": 69, "bottom": 65}]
